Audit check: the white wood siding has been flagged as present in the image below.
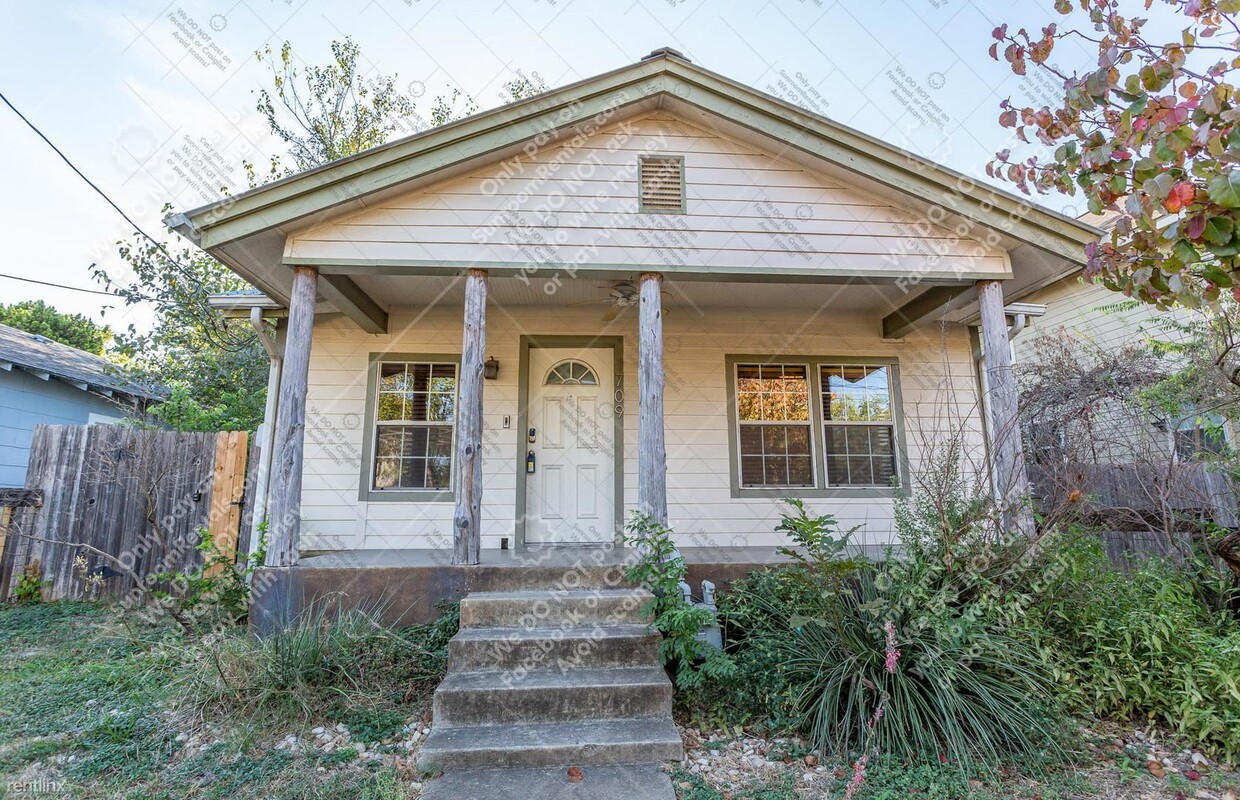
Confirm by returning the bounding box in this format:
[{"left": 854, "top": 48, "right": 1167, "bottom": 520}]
[
  {"left": 286, "top": 112, "right": 1010, "bottom": 279},
  {"left": 1011, "top": 275, "right": 1186, "bottom": 360},
  {"left": 298, "top": 306, "right": 983, "bottom": 551}
]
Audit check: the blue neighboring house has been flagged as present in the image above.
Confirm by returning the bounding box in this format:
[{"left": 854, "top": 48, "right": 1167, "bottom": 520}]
[{"left": 0, "top": 322, "right": 165, "bottom": 487}]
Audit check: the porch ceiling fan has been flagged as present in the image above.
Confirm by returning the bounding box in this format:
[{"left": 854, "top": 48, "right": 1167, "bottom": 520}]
[
  {"left": 600, "top": 282, "right": 640, "bottom": 321},
  {"left": 592, "top": 281, "right": 669, "bottom": 322}
]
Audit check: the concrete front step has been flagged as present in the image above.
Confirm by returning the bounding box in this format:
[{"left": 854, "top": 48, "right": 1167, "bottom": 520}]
[
  {"left": 449, "top": 624, "right": 661, "bottom": 672},
  {"left": 459, "top": 588, "right": 652, "bottom": 629},
  {"left": 420, "top": 764, "right": 675, "bottom": 800},
  {"left": 470, "top": 562, "right": 637, "bottom": 593},
  {"left": 417, "top": 717, "right": 684, "bottom": 771},
  {"left": 432, "top": 666, "right": 672, "bottom": 726}
]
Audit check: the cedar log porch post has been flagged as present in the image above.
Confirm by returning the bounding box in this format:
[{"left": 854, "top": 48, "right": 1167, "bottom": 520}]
[
  {"left": 266, "top": 266, "right": 318, "bottom": 567},
  {"left": 976, "top": 279, "right": 1035, "bottom": 538},
  {"left": 453, "top": 268, "right": 488, "bottom": 565},
  {"left": 638, "top": 272, "right": 668, "bottom": 526}
]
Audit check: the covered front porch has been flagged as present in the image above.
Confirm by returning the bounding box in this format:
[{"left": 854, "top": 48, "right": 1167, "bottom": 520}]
[
  {"left": 233, "top": 267, "right": 1032, "bottom": 567},
  {"left": 171, "top": 51, "right": 1100, "bottom": 626}
]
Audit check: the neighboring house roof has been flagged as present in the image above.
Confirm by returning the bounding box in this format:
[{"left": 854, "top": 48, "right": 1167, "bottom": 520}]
[
  {"left": 206, "top": 289, "right": 281, "bottom": 312},
  {"left": 167, "top": 47, "right": 1103, "bottom": 337},
  {"left": 0, "top": 323, "right": 165, "bottom": 404}
]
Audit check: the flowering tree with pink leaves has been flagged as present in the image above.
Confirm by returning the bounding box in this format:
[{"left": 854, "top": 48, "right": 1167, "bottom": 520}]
[{"left": 989, "top": 0, "right": 1240, "bottom": 310}]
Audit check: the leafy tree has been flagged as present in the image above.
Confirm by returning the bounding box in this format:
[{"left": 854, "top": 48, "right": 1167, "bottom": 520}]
[
  {"left": 94, "top": 227, "right": 269, "bottom": 432},
  {"left": 501, "top": 72, "right": 550, "bottom": 102},
  {"left": 0, "top": 300, "right": 111, "bottom": 354},
  {"left": 253, "top": 37, "right": 418, "bottom": 174},
  {"left": 988, "top": 0, "right": 1240, "bottom": 309}
]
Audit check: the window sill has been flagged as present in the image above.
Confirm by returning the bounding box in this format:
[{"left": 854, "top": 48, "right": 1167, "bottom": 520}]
[
  {"left": 731, "top": 486, "right": 906, "bottom": 500},
  {"left": 361, "top": 489, "right": 455, "bottom": 503}
]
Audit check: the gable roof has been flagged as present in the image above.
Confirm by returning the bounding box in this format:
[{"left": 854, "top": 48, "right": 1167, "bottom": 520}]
[
  {"left": 0, "top": 323, "right": 165, "bottom": 403},
  {"left": 167, "top": 48, "right": 1103, "bottom": 334}
]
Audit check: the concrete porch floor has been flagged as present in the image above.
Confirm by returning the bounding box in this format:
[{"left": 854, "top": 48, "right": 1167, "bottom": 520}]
[
  {"left": 296, "top": 544, "right": 793, "bottom": 569},
  {"left": 251, "top": 546, "right": 801, "bottom": 631}
]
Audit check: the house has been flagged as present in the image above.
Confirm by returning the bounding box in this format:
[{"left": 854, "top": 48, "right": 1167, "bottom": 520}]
[
  {"left": 0, "top": 322, "right": 162, "bottom": 488},
  {"left": 167, "top": 48, "right": 1101, "bottom": 621}
]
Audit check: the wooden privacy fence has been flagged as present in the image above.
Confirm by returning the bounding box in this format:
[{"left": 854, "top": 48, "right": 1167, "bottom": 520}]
[
  {"left": 1030, "top": 461, "right": 1238, "bottom": 528},
  {"left": 0, "top": 425, "right": 250, "bottom": 602},
  {"left": 1030, "top": 461, "right": 1239, "bottom": 569}
]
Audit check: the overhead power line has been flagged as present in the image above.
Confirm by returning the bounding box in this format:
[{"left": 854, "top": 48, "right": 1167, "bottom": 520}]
[
  {"left": 0, "top": 88, "right": 190, "bottom": 272},
  {"left": 0, "top": 272, "right": 117, "bottom": 296}
]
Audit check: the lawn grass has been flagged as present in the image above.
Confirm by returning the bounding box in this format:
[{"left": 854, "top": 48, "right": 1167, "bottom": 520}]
[{"left": 0, "top": 601, "right": 427, "bottom": 799}]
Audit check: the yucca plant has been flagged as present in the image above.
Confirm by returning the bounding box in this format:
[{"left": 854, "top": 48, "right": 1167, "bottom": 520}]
[{"left": 781, "top": 567, "right": 1062, "bottom": 773}]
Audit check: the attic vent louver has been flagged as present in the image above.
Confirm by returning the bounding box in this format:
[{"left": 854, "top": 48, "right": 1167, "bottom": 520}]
[{"left": 639, "top": 156, "right": 685, "bottom": 213}]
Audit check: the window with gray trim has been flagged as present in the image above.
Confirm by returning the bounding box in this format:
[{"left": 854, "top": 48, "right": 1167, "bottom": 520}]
[
  {"left": 821, "top": 364, "right": 897, "bottom": 487},
  {"left": 730, "top": 358, "right": 903, "bottom": 492},
  {"left": 372, "top": 362, "right": 457, "bottom": 490}
]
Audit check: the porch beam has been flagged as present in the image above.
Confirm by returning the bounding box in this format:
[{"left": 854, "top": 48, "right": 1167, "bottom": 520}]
[
  {"left": 318, "top": 274, "right": 388, "bottom": 334},
  {"left": 266, "top": 266, "right": 317, "bottom": 567},
  {"left": 976, "top": 279, "right": 1035, "bottom": 537},
  {"left": 882, "top": 285, "right": 974, "bottom": 339},
  {"left": 453, "top": 269, "right": 488, "bottom": 565},
  {"left": 302, "top": 258, "right": 1000, "bottom": 286},
  {"left": 638, "top": 272, "right": 668, "bottom": 526}
]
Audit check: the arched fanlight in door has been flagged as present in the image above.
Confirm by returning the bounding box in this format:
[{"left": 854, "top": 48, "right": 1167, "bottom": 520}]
[{"left": 544, "top": 360, "right": 598, "bottom": 386}]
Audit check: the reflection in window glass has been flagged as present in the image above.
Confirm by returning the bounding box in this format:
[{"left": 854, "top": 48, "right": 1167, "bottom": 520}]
[
  {"left": 1175, "top": 413, "right": 1228, "bottom": 461},
  {"left": 735, "top": 364, "right": 813, "bottom": 487},
  {"left": 821, "top": 365, "right": 897, "bottom": 487}
]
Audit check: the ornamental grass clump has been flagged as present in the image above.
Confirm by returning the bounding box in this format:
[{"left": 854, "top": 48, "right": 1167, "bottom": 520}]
[{"left": 176, "top": 597, "right": 458, "bottom": 727}]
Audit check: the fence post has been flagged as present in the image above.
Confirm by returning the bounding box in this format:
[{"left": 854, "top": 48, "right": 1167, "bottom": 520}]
[{"left": 206, "top": 431, "right": 249, "bottom": 576}]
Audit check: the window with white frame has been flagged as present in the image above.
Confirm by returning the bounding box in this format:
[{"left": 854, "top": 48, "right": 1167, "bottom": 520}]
[
  {"left": 372, "top": 362, "right": 458, "bottom": 491},
  {"left": 731, "top": 359, "right": 902, "bottom": 491}
]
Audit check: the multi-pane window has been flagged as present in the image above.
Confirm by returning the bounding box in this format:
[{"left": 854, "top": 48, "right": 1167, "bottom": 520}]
[
  {"left": 821, "top": 365, "right": 897, "bottom": 487},
  {"left": 373, "top": 362, "right": 457, "bottom": 491},
  {"left": 735, "top": 364, "right": 814, "bottom": 488},
  {"left": 731, "top": 359, "right": 901, "bottom": 492}
]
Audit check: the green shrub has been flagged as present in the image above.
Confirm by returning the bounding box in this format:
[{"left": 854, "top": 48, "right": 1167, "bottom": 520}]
[
  {"left": 149, "top": 523, "right": 268, "bottom": 631},
  {"left": 719, "top": 562, "right": 1061, "bottom": 772},
  {"left": 624, "top": 513, "right": 736, "bottom": 690},
  {"left": 14, "top": 560, "right": 46, "bottom": 604},
  {"left": 1031, "top": 539, "right": 1240, "bottom": 762}
]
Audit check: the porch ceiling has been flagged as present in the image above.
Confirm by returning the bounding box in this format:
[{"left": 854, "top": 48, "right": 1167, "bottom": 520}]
[{"left": 348, "top": 274, "right": 914, "bottom": 315}]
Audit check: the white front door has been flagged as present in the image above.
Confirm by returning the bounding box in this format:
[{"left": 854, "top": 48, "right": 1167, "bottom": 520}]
[{"left": 525, "top": 347, "right": 616, "bottom": 544}]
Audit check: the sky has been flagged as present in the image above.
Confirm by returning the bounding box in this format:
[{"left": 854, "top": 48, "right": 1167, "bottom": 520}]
[{"left": 0, "top": 0, "right": 1111, "bottom": 336}]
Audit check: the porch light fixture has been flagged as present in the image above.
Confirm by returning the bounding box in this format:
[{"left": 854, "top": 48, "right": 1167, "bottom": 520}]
[{"left": 483, "top": 356, "right": 500, "bottom": 380}]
